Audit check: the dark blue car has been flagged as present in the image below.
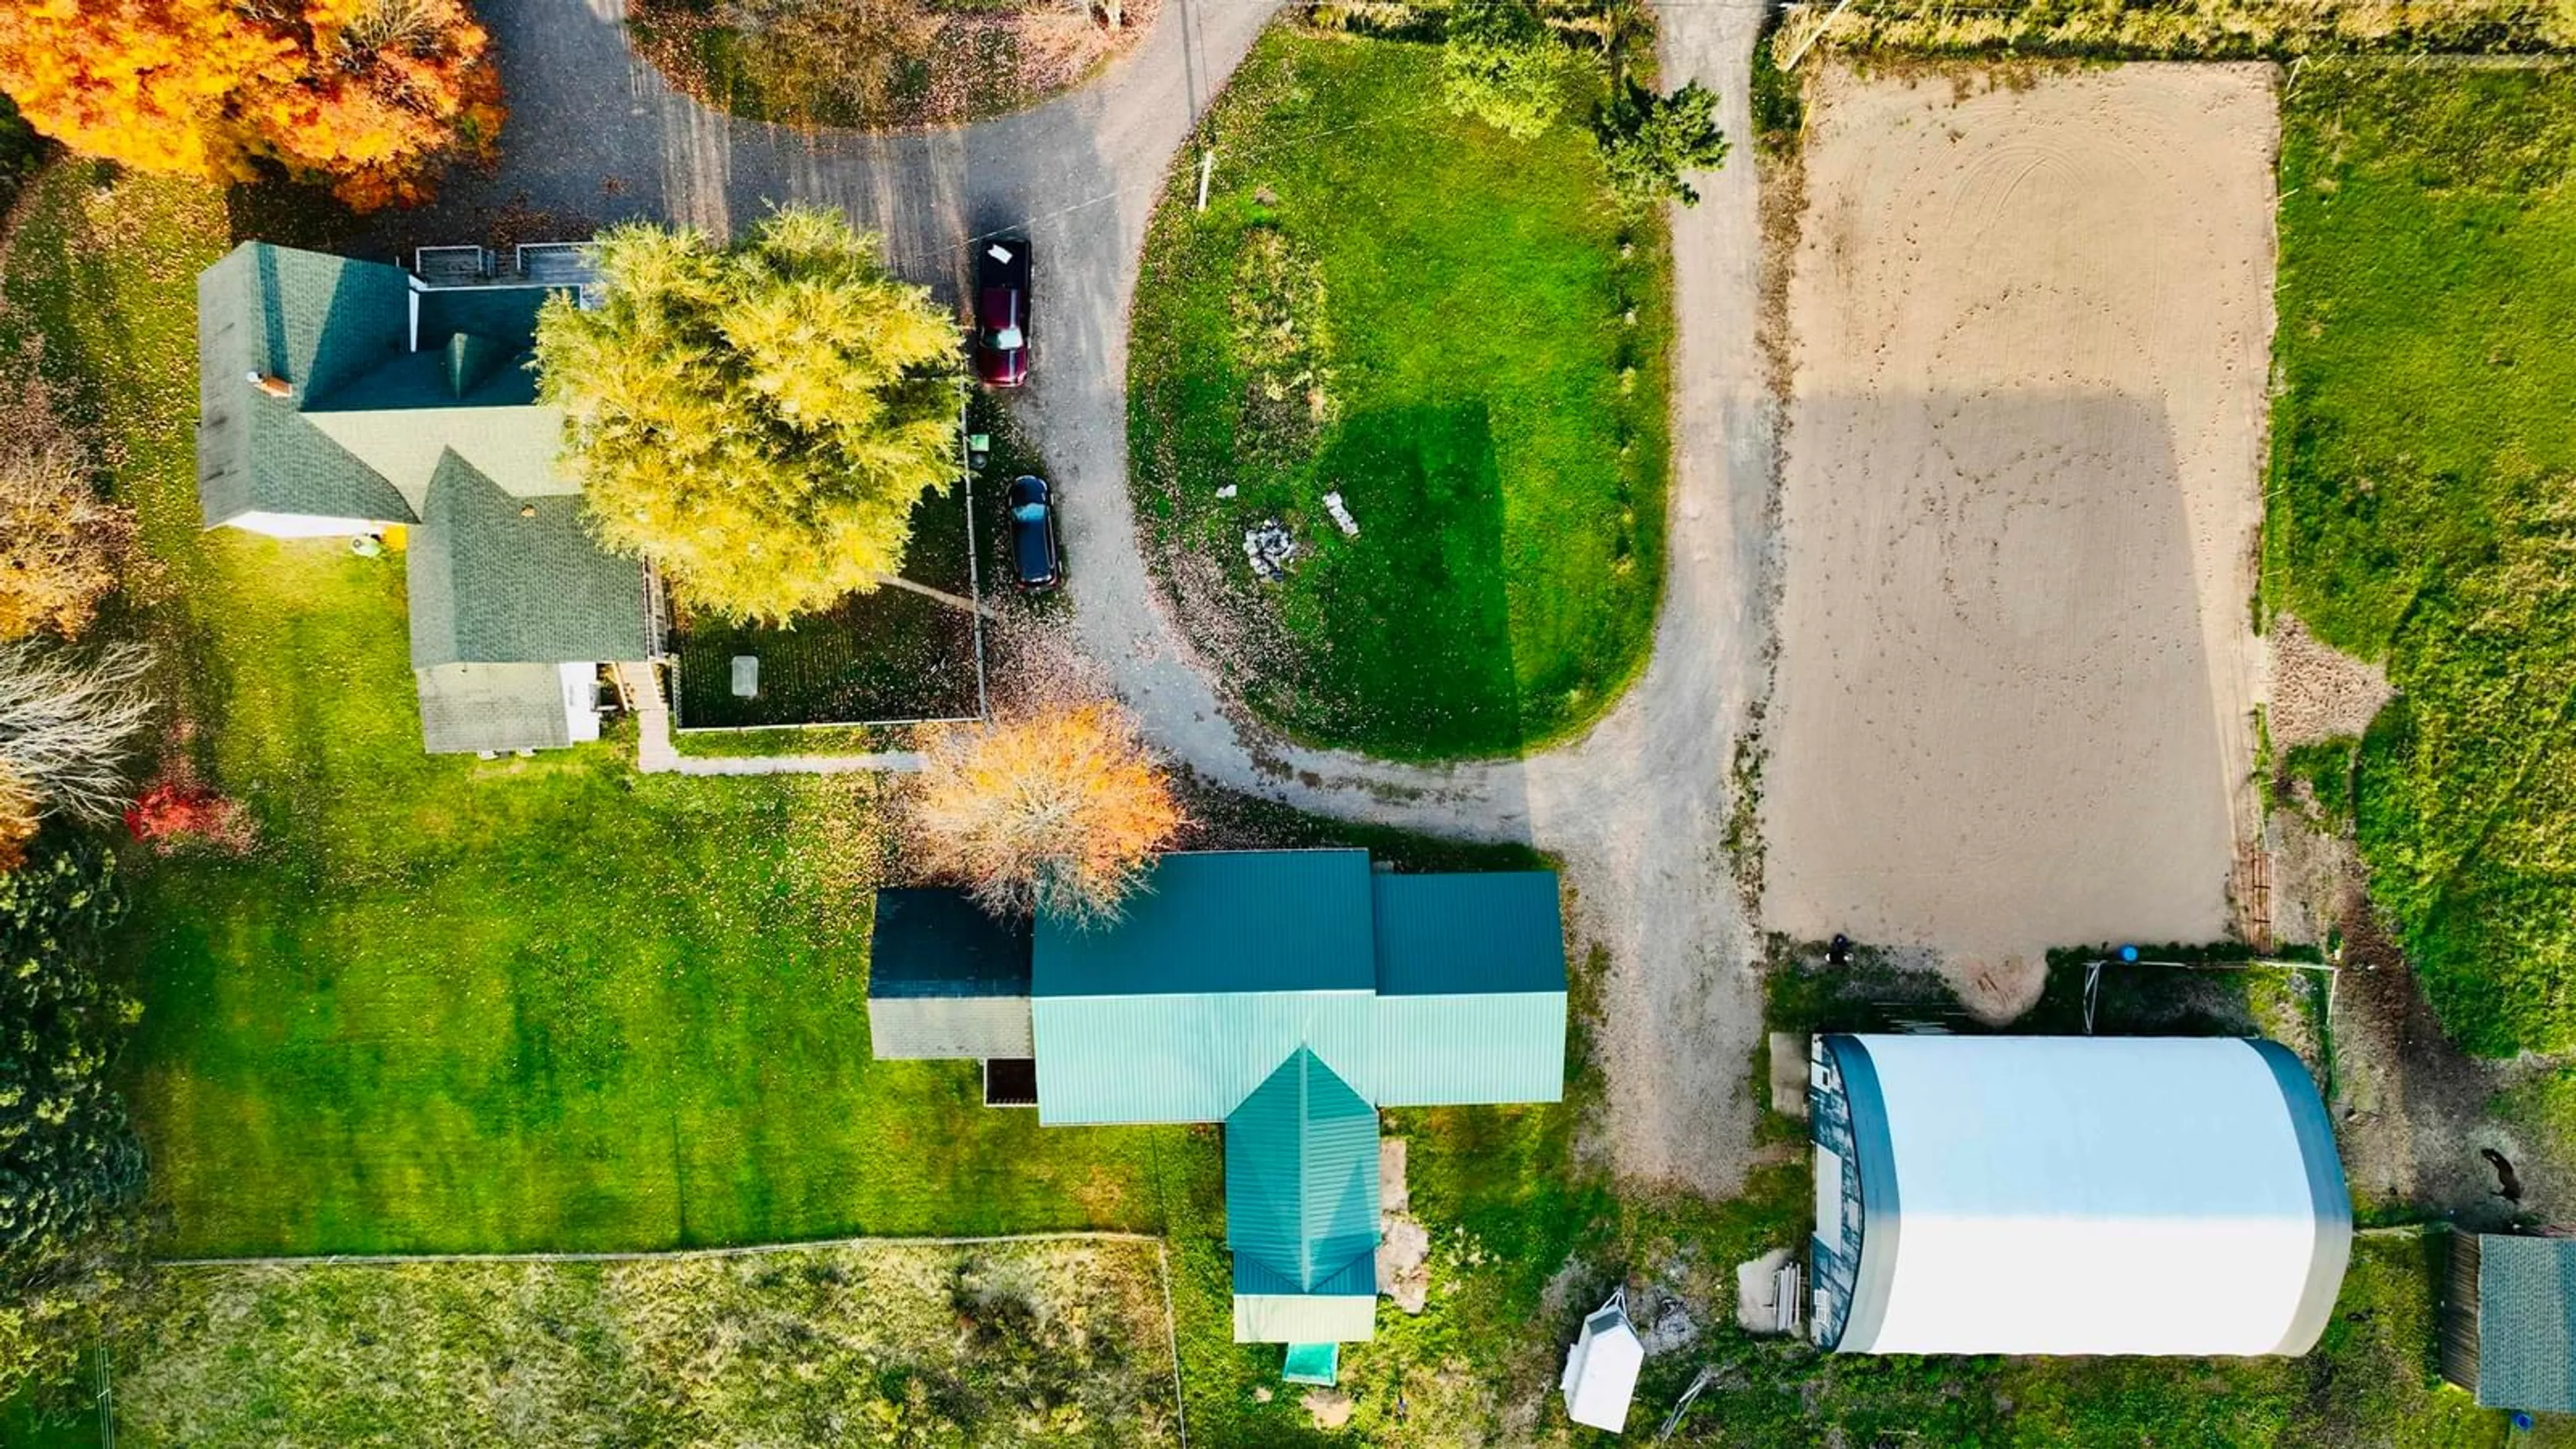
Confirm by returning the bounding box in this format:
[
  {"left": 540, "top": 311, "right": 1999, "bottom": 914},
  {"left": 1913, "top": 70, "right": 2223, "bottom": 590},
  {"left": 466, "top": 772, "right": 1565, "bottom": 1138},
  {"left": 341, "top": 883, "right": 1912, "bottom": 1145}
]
[{"left": 1008, "top": 474, "right": 1061, "bottom": 591}]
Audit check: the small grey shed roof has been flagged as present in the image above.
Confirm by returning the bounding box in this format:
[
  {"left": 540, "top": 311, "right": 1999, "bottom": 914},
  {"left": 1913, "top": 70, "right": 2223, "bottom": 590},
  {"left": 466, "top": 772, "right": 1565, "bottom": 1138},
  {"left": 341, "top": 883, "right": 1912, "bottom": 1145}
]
[
  {"left": 2473, "top": 1234, "right": 2576, "bottom": 1411},
  {"left": 415, "top": 662, "right": 571, "bottom": 755}
]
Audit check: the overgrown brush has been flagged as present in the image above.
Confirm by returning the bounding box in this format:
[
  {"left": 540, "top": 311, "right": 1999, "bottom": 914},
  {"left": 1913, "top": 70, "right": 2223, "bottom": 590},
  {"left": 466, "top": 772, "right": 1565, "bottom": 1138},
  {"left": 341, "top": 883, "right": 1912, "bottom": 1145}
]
[{"left": 1776, "top": 0, "right": 2576, "bottom": 61}]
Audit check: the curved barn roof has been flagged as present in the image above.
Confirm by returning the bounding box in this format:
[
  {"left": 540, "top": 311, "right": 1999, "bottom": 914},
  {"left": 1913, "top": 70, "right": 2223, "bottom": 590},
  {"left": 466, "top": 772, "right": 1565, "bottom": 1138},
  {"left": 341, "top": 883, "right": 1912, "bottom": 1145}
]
[{"left": 1821, "top": 1034, "right": 2349, "bottom": 1357}]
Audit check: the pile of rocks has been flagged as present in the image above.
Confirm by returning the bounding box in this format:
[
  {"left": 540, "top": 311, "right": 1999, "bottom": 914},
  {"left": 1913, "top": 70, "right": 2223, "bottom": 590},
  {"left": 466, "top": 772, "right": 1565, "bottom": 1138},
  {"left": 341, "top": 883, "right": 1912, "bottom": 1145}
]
[{"left": 1244, "top": 519, "right": 1299, "bottom": 581}]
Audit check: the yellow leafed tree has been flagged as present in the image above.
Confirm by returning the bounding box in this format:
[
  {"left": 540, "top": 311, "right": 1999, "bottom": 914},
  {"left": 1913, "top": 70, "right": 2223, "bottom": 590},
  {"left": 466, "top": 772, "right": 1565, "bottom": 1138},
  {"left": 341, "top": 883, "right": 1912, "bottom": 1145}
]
[
  {"left": 910, "top": 704, "right": 1187, "bottom": 925},
  {"left": 535, "top": 207, "right": 963, "bottom": 623}
]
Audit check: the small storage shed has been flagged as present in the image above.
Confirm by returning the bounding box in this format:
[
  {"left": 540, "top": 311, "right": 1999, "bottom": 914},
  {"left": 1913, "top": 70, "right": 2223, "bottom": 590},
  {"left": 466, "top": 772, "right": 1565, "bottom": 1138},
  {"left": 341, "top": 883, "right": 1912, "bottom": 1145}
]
[
  {"left": 1809, "top": 1034, "right": 2351, "bottom": 1356},
  {"left": 1560, "top": 1289, "right": 1644, "bottom": 1432},
  {"left": 865, "top": 888, "right": 1032, "bottom": 1060},
  {"left": 2443, "top": 1232, "right": 2576, "bottom": 1413}
]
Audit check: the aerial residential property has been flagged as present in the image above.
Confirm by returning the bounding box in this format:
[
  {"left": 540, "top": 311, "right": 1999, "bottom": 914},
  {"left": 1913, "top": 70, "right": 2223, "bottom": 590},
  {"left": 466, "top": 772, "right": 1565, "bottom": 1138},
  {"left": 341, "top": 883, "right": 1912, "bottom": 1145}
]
[
  {"left": 195, "top": 242, "right": 646, "bottom": 756},
  {"left": 3, "top": 0, "right": 2576, "bottom": 1443}
]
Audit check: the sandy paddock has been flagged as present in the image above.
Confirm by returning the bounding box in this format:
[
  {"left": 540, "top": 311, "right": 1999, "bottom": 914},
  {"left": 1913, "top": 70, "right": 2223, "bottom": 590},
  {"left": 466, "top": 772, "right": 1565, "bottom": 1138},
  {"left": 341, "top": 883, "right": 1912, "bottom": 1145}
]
[{"left": 1762, "top": 64, "right": 2278, "bottom": 1000}]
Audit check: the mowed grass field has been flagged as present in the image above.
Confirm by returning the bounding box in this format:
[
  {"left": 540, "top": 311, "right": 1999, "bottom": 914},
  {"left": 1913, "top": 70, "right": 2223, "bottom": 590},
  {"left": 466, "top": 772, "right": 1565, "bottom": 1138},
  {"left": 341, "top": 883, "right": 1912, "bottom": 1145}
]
[
  {"left": 2269, "top": 63, "right": 2576, "bottom": 1054},
  {"left": 1128, "top": 28, "right": 1670, "bottom": 761},
  {"left": 0, "top": 165, "right": 1201, "bottom": 1258}
]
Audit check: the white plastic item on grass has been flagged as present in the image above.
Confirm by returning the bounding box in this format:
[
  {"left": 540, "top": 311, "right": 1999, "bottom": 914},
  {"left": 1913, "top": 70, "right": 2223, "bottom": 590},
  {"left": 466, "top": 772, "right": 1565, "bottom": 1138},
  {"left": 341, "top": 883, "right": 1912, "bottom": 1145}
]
[{"left": 1559, "top": 1289, "right": 1642, "bottom": 1432}]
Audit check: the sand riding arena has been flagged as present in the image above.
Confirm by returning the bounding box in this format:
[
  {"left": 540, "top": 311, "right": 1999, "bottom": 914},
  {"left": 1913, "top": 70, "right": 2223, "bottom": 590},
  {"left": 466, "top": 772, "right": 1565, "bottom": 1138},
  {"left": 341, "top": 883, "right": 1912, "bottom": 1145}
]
[{"left": 1761, "top": 64, "right": 2279, "bottom": 1010}]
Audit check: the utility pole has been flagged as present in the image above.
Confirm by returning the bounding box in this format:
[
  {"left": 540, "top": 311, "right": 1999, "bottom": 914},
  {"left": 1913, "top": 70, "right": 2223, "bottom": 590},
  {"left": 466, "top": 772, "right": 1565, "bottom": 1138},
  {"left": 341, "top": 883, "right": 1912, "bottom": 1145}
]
[{"left": 1195, "top": 148, "right": 1216, "bottom": 212}]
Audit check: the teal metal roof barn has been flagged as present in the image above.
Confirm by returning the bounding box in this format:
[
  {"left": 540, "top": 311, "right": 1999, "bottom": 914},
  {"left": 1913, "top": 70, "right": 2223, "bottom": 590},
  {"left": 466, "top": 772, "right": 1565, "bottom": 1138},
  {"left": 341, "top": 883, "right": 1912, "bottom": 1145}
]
[{"left": 868, "top": 849, "right": 1569, "bottom": 1347}]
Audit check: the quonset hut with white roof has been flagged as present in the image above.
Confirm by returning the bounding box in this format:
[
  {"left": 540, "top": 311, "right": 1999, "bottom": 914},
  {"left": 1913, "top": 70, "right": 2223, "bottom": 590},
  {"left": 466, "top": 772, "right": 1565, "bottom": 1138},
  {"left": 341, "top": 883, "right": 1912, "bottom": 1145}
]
[{"left": 1808, "top": 1034, "right": 2351, "bottom": 1356}]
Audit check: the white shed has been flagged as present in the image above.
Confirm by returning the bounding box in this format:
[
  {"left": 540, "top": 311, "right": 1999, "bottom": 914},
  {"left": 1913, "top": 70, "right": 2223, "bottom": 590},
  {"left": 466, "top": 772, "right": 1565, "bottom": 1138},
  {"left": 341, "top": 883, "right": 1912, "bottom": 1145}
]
[
  {"left": 1807, "top": 1034, "right": 2351, "bottom": 1357},
  {"left": 1559, "top": 1289, "right": 1644, "bottom": 1432}
]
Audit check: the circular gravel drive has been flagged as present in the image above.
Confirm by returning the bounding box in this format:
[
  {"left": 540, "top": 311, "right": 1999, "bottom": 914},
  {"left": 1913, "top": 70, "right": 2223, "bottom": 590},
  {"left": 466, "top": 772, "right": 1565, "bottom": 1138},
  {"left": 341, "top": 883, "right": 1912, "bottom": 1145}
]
[{"left": 402, "top": 0, "right": 1775, "bottom": 1199}]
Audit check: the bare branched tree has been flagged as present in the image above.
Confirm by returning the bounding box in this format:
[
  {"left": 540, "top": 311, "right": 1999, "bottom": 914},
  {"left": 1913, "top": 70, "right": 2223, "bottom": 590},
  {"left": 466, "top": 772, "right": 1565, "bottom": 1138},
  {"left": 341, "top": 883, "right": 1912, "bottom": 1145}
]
[
  {"left": 0, "top": 642, "right": 156, "bottom": 825},
  {"left": 908, "top": 702, "right": 1185, "bottom": 926}
]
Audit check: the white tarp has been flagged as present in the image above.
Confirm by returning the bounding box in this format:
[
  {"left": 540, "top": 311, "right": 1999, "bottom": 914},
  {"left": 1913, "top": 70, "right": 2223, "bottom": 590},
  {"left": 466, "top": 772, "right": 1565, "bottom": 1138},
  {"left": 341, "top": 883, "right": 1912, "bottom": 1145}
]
[
  {"left": 1839, "top": 1034, "right": 2346, "bottom": 1356},
  {"left": 1560, "top": 1293, "right": 1643, "bottom": 1432}
]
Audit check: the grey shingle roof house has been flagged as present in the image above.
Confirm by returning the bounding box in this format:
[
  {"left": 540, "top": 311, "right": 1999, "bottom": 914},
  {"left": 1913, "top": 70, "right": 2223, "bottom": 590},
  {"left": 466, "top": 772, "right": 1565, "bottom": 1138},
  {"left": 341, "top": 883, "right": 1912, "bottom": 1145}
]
[
  {"left": 2444, "top": 1232, "right": 2576, "bottom": 1413},
  {"left": 195, "top": 242, "right": 647, "bottom": 755}
]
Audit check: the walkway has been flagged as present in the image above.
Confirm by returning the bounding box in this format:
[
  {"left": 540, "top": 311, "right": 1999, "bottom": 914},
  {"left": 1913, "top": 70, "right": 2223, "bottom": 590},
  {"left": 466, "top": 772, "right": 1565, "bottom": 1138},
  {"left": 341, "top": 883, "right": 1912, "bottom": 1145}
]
[{"left": 416, "top": 0, "right": 1772, "bottom": 1197}]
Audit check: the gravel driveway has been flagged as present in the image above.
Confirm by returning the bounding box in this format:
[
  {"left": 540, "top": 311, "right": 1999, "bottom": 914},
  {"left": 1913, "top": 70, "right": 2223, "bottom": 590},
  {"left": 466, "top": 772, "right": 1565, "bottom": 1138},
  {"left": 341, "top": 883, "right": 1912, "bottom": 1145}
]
[{"left": 403, "top": 0, "right": 1775, "bottom": 1199}]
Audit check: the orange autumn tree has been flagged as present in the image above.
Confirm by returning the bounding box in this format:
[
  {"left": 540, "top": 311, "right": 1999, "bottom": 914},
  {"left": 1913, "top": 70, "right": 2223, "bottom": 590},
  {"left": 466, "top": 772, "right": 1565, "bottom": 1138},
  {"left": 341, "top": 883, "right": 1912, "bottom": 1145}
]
[
  {"left": 909, "top": 703, "right": 1187, "bottom": 925},
  {"left": 0, "top": 0, "right": 503, "bottom": 210}
]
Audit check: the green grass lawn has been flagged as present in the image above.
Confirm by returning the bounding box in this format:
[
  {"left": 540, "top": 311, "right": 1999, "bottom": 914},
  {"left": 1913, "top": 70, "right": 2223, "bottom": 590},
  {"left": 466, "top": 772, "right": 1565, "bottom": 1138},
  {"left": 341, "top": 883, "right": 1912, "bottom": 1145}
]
[
  {"left": 2268, "top": 62, "right": 2576, "bottom": 1055},
  {"left": 0, "top": 164, "right": 1201, "bottom": 1261},
  {"left": 1128, "top": 27, "right": 1670, "bottom": 761}
]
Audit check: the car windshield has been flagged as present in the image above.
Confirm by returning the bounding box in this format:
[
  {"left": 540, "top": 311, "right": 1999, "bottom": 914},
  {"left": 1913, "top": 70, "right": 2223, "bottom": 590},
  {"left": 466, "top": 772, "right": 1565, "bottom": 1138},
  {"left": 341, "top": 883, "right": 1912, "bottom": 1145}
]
[
  {"left": 990, "top": 325, "right": 1025, "bottom": 350},
  {"left": 1013, "top": 502, "right": 1048, "bottom": 523}
]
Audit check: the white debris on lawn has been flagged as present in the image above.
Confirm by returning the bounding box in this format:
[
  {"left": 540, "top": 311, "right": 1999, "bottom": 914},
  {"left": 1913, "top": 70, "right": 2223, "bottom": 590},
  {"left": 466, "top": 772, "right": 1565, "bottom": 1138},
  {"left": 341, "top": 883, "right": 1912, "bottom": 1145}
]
[
  {"left": 1735, "top": 1248, "right": 1795, "bottom": 1334},
  {"left": 1244, "top": 519, "right": 1298, "bottom": 581},
  {"left": 1215, "top": 484, "right": 1238, "bottom": 499},
  {"left": 1322, "top": 490, "right": 1359, "bottom": 537}
]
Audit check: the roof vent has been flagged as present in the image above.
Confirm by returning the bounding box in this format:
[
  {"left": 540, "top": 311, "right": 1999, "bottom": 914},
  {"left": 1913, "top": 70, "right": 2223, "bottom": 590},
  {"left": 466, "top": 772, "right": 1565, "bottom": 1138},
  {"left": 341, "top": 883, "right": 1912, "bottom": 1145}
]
[
  {"left": 246, "top": 372, "right": 292, "bottom": 399},
  {"left": 444, "top": 333, "right": 508, "bottom": 398}
]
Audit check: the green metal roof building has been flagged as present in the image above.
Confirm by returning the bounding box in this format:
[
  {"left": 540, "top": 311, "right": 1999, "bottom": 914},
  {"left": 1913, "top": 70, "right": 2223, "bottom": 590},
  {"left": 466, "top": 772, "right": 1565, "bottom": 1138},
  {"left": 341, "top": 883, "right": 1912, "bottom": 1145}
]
[
  {"left": 867, "top": 849, "right": 1568, "bottom": 1346},
  {"left": 2443, "top": 1232, "right": 2576, "bottom": 1413},
  {"left": 194, "top": 241, "right": 647, "bottom": 756}
]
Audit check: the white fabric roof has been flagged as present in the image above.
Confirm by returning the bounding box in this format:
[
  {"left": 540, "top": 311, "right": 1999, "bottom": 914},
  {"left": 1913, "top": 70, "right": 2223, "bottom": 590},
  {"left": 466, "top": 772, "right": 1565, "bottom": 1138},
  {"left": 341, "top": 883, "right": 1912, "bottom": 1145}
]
[
  {"left": 1843, "top": 1034, "right": 2344, "bottom": 1356},
  {"left": 1560, "top": 1301, "right": 1642, "bottom": 1431}
]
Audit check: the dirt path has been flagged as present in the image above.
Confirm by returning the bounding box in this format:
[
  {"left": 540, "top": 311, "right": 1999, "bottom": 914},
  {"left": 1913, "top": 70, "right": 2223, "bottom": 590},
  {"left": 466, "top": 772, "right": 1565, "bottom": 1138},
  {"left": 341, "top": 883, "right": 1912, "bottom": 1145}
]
[
  {"left": 399, "top": 0, "right": 1776, "bottom": 1199},
  {"left": 1762, "top": 64, "right": 2278, "bottom": 1008}
]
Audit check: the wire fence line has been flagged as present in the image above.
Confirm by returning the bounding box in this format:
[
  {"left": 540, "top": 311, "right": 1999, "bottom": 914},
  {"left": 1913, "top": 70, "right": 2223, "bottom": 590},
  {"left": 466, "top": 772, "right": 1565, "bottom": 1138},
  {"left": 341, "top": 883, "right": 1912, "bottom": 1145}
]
[{"left": 154, "top": 1227, "right": 1169, "bottom": 1269}]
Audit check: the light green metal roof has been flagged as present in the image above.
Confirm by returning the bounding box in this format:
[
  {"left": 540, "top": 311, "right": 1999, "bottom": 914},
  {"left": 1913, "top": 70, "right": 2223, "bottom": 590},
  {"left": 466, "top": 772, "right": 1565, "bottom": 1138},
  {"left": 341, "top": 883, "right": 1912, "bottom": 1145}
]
[
  {"left": 1373, "top": 991, "right": 1565, "bottom": 1107},
  {"left": 1233, "top": 1291, "right": 1377, "bottom": 1344},
  {"left": 406, "top": 453, "right": 648, "bottom": 667},
  {"left": 1027, "top": 853, "right": 1568, "bottom": 1122},
  {"left": 1227, "top": 1048, "right": 1379, "bottom": 1297},
  {"left": 1032, "top": 992, "right": 1374, "bottom": 1125},
  {"left": 1371, "top": 872, "right": 1566, "bottom": 995},
  {"left": 2477, "top": 1234, "right": 2576, "bottom": 1411},
  {"left": 1034, "top": 850, "right": 1375, "bottom": 998}
]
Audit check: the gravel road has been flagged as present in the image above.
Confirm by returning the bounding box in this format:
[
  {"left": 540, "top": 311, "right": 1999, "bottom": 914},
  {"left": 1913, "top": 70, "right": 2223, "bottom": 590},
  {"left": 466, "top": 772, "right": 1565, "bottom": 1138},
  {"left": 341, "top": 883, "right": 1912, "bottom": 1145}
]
[{"left": 403, "top": 0, "right": 1775, "bottom": 1198}]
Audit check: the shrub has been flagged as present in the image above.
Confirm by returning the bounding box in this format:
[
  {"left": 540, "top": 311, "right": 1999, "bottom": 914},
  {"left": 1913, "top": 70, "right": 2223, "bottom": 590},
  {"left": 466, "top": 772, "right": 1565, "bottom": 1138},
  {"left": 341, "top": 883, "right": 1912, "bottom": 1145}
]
[
  {"left": 1442, "top": 0, "right": 1577, "bottom": 139},
  {"left": 0, "top": 376, "right": 136, "bottom": 644},
  {"left": 123, "top": 771, "right": 257, "bottom": 857},
  {"left": 1593, "top": 78, "right": 1728, "bottom": 209},
  {"left": 0, "top": 837, "right": 144, "bottom": 1403}
]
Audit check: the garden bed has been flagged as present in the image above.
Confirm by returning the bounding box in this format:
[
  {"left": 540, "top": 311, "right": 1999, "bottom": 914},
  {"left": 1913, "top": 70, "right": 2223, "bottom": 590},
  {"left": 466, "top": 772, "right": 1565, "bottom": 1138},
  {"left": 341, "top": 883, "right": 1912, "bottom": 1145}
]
[
  {"left": 1128, "top": 25, "right": 1671, "bottom": 761},
  {"left": 669, "top": 460, "right": 1002, "bottom": 731}
]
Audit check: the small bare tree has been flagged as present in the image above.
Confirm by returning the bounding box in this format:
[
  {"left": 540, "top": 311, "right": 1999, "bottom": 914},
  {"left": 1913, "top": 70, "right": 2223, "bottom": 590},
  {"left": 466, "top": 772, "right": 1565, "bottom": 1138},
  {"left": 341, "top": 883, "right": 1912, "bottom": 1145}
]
[
  {"left": 0, "top": 642, "right": 156, "bottom": 826},
  {"left": 908, "top": 702, "right": 1185, "bottom": 925},
  {"left": 0, "top": 374, "right": 137, "bottom": 643}
]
